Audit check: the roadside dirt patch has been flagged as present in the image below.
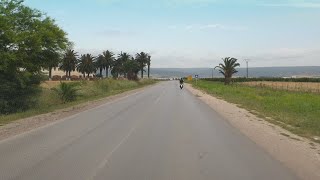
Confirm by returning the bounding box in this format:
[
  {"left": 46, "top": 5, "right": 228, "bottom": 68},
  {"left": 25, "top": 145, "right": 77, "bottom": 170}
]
[
  {"left": 186, "top": 84, "right": 320, "bottom": 180},
  {"left": 0, "top": 86, "right": 151, "bottom": 142}
]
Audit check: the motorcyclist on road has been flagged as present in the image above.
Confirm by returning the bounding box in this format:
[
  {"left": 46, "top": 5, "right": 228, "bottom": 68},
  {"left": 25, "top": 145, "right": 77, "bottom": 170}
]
[
  {"left": 179, "top": 78, "right": 184, "bottom": 85},
  {"left": 179, "top": 78, "right": 184, "bottom": 89}
]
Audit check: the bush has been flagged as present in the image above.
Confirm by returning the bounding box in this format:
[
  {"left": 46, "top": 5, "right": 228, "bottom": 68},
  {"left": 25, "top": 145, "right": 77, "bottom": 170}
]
[
  {"left": 0, "top": 71, "right": 41, "bottom": 114},
  {"left": 52, "top": 82, "right": 80, "bottom": 103}
]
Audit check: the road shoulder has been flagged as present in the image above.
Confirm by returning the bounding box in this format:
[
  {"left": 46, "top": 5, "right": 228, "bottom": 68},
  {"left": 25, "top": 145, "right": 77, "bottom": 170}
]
[
  {"left": 0, "top": 85, "right": 153, "bottom": 142},
  {"left": 186, "top": 84, "right": 320, "bottom": 180}
]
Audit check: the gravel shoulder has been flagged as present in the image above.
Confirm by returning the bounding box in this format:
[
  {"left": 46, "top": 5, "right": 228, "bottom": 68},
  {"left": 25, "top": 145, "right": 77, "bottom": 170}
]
[
  {"left": 186, "top": 84, "right": 320, "bottom": 180},
  {"left": 0, "top": 85, "right": 152, "bottom": 142}
]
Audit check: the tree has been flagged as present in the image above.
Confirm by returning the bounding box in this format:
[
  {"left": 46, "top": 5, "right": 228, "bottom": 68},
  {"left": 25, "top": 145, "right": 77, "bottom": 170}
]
[
  {"left": 39, "top": 18, "right": 69, "bottom": 80},
  {"left": 112, "top": 52, "right": 131, "bottom": 78},
  {"left": 95, "top": 55, "right": 107, "bottom": 78},
  {"left": 102, "top": 50, "right": 115, "bottom": 78},
  {"left": 0, "top": 0, "right": 68, "bottom": 74},
  {"left": 215, "top": 57, "right": 240, "bottom": 85},
  {"left": 59, "top": 50, "right": 78, "bottom": 80},
  {"left": 77, "top": 54, "right": 96, "bottom": 78},
  {"left": 124, "top": 57, "right": 140, "bottom": 80},
  {"left": 40, "top": 49, "right": 61, "bottom": 80},
  {"left": 135, "top": 52, "right": 148, "bottom": 79},
  {"left": 0, "top": 0, "right": 69, "bottom": 114},
  {"left": 147, "top": 55, "right": 151, "bottom": 78}
]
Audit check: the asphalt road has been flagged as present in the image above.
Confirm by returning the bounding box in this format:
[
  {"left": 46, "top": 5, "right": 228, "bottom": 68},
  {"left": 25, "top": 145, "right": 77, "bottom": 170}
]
[{"left": 0, "top": 81, "right": 298, "bottom": 180}]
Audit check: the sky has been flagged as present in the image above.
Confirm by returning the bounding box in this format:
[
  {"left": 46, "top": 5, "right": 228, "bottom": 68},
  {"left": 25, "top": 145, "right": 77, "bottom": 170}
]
[{"left": 25, "top": 0, "right": 320, "bottom": 68}]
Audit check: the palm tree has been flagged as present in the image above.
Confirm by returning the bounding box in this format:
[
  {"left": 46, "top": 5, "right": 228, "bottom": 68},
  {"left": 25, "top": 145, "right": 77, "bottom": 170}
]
[
  {"left": 112, "top": 52, "right": 131, "bottom": 78},
  {"left": 147, "top": 55, "right": 151, "bottom": 78},
  {"left": 215, "top": 57, "right": 240, "bottom": 85},
  {"left": 124, "top": 57, "right": 140, "bottom": 80},
  {"left": 77, "top": 56, "right": 86, "bottom": 77},
  {"left": 102, "top": 50, "right": 115, "bottom": 78},
  {"left": 59, "top": 49, "right": 78, "bottom": 80},
  {"left": 135, "top": 52, "right": 148, "bottom": 79},
  {"left": 77, "top": 54, "right": 96, "bottom": 78},
  {"left": 95, "top": 55, "right": 107, "bottom": 78}
]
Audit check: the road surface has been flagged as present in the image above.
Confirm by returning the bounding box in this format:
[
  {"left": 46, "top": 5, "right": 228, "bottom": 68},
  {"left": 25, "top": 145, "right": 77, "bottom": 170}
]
[{"left": 0, "top": 81, "right": 298, "bottom": 180}]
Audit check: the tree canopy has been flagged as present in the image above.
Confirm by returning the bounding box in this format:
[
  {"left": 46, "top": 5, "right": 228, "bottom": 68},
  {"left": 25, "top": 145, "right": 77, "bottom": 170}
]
[{"left": 0, "top": 0, "right": 69, "bottom": 74}]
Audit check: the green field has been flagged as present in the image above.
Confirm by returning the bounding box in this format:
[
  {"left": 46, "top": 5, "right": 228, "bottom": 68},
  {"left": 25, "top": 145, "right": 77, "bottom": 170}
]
[
  {"left": 191, "top": 80, "right": 320, "bottom": 141},
  {"left": 0, "top": 79, "right": 156, "bottom": 125}
]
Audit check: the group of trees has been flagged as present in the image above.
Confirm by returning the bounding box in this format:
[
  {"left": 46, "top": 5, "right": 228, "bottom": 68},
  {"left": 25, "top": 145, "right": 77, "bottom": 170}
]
[
  {"left": 0, "top": 0, "right": 152, "bottom": 114},
  {"left": 57, "top": 50, "right": 151, "bottom": 81}
]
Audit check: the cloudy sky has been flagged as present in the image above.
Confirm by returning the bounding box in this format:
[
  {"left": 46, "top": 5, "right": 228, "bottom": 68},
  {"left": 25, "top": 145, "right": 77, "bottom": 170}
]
[{"left": 25, "top": 0, "right": 320, "bottom": 68}]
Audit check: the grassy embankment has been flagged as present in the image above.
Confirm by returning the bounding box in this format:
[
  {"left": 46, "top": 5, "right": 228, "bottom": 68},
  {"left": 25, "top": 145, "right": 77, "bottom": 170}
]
[
  {"left": 191, "top": 80, "right": 320, "bottom": 141},
  {"left": 0, "top": 79, "right": 156, "bottom": 125}
]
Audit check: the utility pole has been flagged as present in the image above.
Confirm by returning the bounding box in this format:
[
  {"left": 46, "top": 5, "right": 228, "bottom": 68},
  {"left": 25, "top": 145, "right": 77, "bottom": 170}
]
[
  {"left": 244, "top": 59, "right": 250, "bottom": 78},
  {"left": 212, "top": 68, "right": 214, "bottom": 79}
]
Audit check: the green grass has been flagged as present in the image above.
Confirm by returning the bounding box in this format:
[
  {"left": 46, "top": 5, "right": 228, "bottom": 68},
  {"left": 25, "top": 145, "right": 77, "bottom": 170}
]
[
  {"left": 0, "top": 79, "right": 156, "bottom": 125},
  {"left": 191, "top": 80, "right": 320, "bottom": 140}
]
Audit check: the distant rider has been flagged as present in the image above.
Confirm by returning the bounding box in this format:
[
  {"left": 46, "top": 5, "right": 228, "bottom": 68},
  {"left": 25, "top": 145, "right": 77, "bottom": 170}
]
[
  {"left": 179, "top": 78, "right": 184, "bottom": 85},
  {"left": 179, "top": 78, "right": 184, "bottom": 89}
]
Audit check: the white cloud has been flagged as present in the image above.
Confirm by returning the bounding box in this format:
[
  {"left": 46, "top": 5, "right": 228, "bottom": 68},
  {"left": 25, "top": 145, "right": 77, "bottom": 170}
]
[
  {"left": 260, "top": 2, "right": 320, "bottom": 8},
  {"left": 165, "top": 0, "right": 218, "bottom": 5},
  {"left": 168, "top": 25, "right": 178, "bottom": 30},
  {"left": 238, "top": 48, "right": 320, "bottom": 67},
  {"left": 96, "top": 29, "right": 137, "bottom": 38},
  {"left": 150, "top": 48, "right": 320, "bottom": 68},
  {"left": 169, "top": 24, "right": 248, "bottom": 31}
]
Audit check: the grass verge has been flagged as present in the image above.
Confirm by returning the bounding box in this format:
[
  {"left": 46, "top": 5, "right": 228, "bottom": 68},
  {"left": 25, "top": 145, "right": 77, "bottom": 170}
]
[
  {"left": 0, "top": 79, "right": 156, "bottom": 125},
  {"left": 190, "top": 80, "right": 320, "bottom": 141}
]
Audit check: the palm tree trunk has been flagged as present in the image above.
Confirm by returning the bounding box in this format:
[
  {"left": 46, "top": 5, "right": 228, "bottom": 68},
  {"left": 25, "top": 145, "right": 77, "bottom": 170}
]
[
  {"left": 100, "top": 68, "right": 103, "bottom": 77},
  {"left": 69, "top": 71, "right": 71, "bottom": 81},
  {"left": 106, "top": 67, "right": 109, "bottom": 78},
  {"left": 225, "top": 77, "right": 231, "bottom": 85},
  {"left": 65, "top": 71, "right": 68, "bottom": 80},
  {"left": 141, "top": 68, "right": 143, "bottom": 79},
  {"left": 148, "top": 65, "right": 150, "bottom": 78}
]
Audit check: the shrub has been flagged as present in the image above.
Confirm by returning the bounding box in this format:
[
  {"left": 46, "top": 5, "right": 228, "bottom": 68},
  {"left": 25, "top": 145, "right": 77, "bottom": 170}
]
[
  {"left": 52, "top": 82, "right": 80, "bottom": 103},
  {"left": 0, "top": 71, "right": 41, "bottom": 114}
]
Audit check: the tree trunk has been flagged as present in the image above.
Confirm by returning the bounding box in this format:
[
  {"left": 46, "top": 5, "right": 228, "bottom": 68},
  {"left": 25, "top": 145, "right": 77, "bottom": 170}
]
[
  {"left": 141, "top": 68, "right": 143, "bottom": 79},
  {"left": 225, "top": 76, "right": 231, "bottom": 85},
  {"left": 49, "top": 66, "right": 52, "bottom": 81},
  {"left": 66, "top": 71, "right": 68, "bottom": 80},
  {"left": 148, "top": 65, "right": 150, "bottom": 78},
  {"left": 106, "top": 67, "right": 109, "bottom": 78},
  {"left": 69, "top": 71, "right": 71, "bottom": 81},
  {"left": 100, "top": 68, "right": 103, "bottom": 77}
]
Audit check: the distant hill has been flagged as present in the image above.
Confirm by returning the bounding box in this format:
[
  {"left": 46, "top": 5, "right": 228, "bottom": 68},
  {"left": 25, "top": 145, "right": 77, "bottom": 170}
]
[{"left": 150, "top": 66, "right": 320, "bottom": 78}]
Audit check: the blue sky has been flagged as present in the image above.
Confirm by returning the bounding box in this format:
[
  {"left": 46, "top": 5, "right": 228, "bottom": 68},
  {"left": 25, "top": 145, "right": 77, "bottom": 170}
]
[{"left": 25, "top": 0, "right": 320, "bottom": 68}]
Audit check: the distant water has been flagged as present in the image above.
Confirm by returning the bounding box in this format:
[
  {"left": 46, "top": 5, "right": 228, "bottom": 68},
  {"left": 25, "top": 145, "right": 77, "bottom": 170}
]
[{"left": 150, "top": 66, "right": 320, "bottom": 78}]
